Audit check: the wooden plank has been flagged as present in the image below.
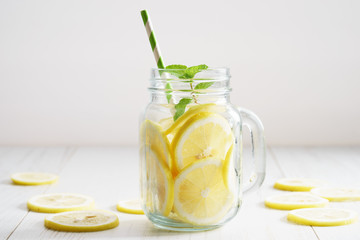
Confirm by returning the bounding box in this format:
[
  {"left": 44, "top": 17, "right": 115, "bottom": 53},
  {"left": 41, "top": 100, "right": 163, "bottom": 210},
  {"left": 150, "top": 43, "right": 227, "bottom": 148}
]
[
  {"left": 271, "top": 147, "right": 360, "bottom": 240},
  {"left": 0, "top": 147, "right": 75, "bottom": 239}
]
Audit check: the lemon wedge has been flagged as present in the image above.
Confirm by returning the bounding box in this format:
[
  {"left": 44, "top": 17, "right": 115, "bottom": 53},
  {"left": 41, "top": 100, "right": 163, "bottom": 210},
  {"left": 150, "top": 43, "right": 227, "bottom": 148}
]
[
  {"left": 288, "top": 208, "right": 358, "bottom": 226},
  {"left": 274, "top": 178, "right": 326, "bottom": 191},
  {"left": 174, "top": 158, "right": 234, "bottom": 225},
  {"left": 11, "top": 172, "right": 58, "bottom": 185},
  {"left": 117, "top": 199, "right": 144, "bottom": 214},
  {"left": 45, "top": 210, "right": 119, "bottom": 232},
  {"left": 140, "top": 120, "right": 172, "bottom": 169},
  {"left": 311, "top": 187, "right": 360, "bottom": 201},
  {"left": 265, "top": 193, "right": 328, "bottom": 210},
  {"left": 28, "top": 193, "right": 95, "bottom": 213},
  {"left": 146, "top": 149, "right": 174, "bottom": 216},
  {"left": 172, "top": 112, "right": 233, "bottom": 172}
]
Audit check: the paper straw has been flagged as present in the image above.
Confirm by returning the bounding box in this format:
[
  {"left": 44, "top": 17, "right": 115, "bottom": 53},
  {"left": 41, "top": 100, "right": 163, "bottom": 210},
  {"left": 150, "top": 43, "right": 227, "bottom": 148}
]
[
  {"left": 140, "top": 10, "right": 165, "bottom": 69},
  {"left": 141, "top": 10, "right": 173, "bottom": 104}
]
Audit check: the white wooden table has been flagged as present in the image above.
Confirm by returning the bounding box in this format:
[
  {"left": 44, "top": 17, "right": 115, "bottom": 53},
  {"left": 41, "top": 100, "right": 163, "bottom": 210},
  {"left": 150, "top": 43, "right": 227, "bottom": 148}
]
[{"left": 1, "top": 147, "right": 359, "bottom": 240}]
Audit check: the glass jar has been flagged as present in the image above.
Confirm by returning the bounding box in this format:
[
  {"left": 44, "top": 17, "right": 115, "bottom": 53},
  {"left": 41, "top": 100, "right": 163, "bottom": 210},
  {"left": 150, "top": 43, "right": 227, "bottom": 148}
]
[{"left": 140, "top": 68, "right": 265, "bottom": 231}]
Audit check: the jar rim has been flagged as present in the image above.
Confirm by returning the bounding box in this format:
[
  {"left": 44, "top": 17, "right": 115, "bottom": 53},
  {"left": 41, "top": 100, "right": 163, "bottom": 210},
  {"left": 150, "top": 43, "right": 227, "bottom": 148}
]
[
  {"left": 150, "top": 67, "right": 231, "bottom": 81},
  {"left": 151, "top": 67, "right": 230, "bottom": 71}
]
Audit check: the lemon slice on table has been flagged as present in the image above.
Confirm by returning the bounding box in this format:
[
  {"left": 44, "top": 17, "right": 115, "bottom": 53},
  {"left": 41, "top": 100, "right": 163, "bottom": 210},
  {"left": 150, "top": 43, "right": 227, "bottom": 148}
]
[
  {"left": 174, "top": 158, "right": 234, "bottom": 225},
  {"left": 274, "top": 178, "right": 326, "bottom": 191},
  {"left": 140, "top": 120, "right": 171, "bottom": 168},
  {"left": 146, "top": 149, "right": 174, "bottom": 216},
  {"left": 311, "top": 187, "right": 360, "bottom": 201},
  {"left": 11, "top": 172, "right": 58, "bottom": 185},
  {"left": 45, "top": 210, "right": 119, "bottom": 232},
  {"left": 117, "top": 199, "right": 144, "bottom": 214},
  {"left": 28, "top": 193, "right": 95, "bottom": 213},
  {"left": 172, "top": 112, "right": 233, "bottom": 172},
  {"left": 288, "top": 208, "right": 358, "bottom": 226},
  {"left": 265, "top": 193, "right": 329, "bottom": 210}
]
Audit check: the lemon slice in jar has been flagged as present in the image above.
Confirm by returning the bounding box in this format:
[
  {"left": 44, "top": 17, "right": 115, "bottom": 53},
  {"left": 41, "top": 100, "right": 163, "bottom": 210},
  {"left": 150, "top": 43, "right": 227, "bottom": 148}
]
[
  {"left": 164, "top": 103, "right": 223, "bottom": 136},
  {"left": 172, "top": 112, "right": 233, "bottom": 172},
  {"left": 158, "top": 117, "right": 175, "bottom": 143},
  {"left": 173, "top": 158, "right": 233, "bottom": 225},
  {"left": 11, "top": 172, "right": 58, "bottom": 185},
  {"left": 274, "top": 178, "right": 326, "bottom": 191},
  {"left": 265, "top": 193, "right": 328, "bottom": 210},
  {"left": 146, "top": 149, "right": 174, "bottom": 216},
  {"left": 45, "top": 210, "right": 119, "bottom": 232},
  {"left": 158, "top": 117, "right": 174, "bottom": 132},
  {"left": 311, "top": 187, "right": 360, "bottom": 201},
  {"left": 140, "top": 120, "right": 171, "bottom": 169},
  {"left": 223, "top": 144, "right": 235, "bottom": 189},
  {"left": 27, "top": 193, "right": 95, "bottom": 213},
  {"left": 287, "top": 208, "right": 358, "bottom": 226}
]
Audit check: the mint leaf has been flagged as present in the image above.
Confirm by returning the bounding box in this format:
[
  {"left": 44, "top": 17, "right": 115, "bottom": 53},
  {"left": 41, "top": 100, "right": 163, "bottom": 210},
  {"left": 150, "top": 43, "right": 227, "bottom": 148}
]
[
  {"left": 164, "top": 64, "right": 208, "bottom": 79},
  {"left": 165, "top": 64, "right": 187, "bottom": 78},
  {"left": 181, "top": 64, "right": 208, "bottom": 79},
  {"left": 166, "top": 64, "right": 187, "bottom": 69},
  {"left": 174, "top": 98, "right": 193, "bottom": 121},
  {"left": 194, "top": 82, "right": 214, "bottom": 90}
]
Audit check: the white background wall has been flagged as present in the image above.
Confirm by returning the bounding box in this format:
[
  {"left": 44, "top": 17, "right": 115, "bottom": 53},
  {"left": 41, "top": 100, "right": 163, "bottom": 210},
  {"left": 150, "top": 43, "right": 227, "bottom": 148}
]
[{"left": 0, "top": 0, "right": 359, "bottom": 146}]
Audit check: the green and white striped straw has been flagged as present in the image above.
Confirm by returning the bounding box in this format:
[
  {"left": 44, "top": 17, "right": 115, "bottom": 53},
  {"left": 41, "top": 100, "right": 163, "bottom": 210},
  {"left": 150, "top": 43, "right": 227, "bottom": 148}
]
[
  {"left": 141, "top": 10, "right": 173, "bottom": 103},
  {"left": 140, "top": 10, "right": 165, "bottom": 69}
]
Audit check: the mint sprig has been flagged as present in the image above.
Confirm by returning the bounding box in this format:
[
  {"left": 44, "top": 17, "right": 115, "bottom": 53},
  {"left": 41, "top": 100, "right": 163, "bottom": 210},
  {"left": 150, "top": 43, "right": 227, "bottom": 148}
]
[
  {"left": 166, "top": 64, "right": 208, "bottom": 79},
  {"left": 164, "top": 64, "right": 211, "bottom": 121}
]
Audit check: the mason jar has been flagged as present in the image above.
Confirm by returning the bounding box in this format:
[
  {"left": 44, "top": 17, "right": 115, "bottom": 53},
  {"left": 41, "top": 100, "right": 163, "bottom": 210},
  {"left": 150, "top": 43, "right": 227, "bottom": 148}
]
[{"left": 139, "top": 68, "right": 266, "bottom": 231}]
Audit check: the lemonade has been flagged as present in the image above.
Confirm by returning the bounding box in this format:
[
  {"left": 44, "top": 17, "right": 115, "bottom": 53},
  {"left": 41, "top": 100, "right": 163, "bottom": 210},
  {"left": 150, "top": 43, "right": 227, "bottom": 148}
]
[{"left": 140, "top": 67, "right": 266, "bottom": 231}]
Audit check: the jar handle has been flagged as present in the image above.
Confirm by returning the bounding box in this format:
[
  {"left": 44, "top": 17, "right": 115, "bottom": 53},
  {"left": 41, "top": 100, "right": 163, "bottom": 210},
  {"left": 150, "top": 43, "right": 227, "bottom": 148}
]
[{"left": 237, "top": 107, "right": 266, "bottom": 193}]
